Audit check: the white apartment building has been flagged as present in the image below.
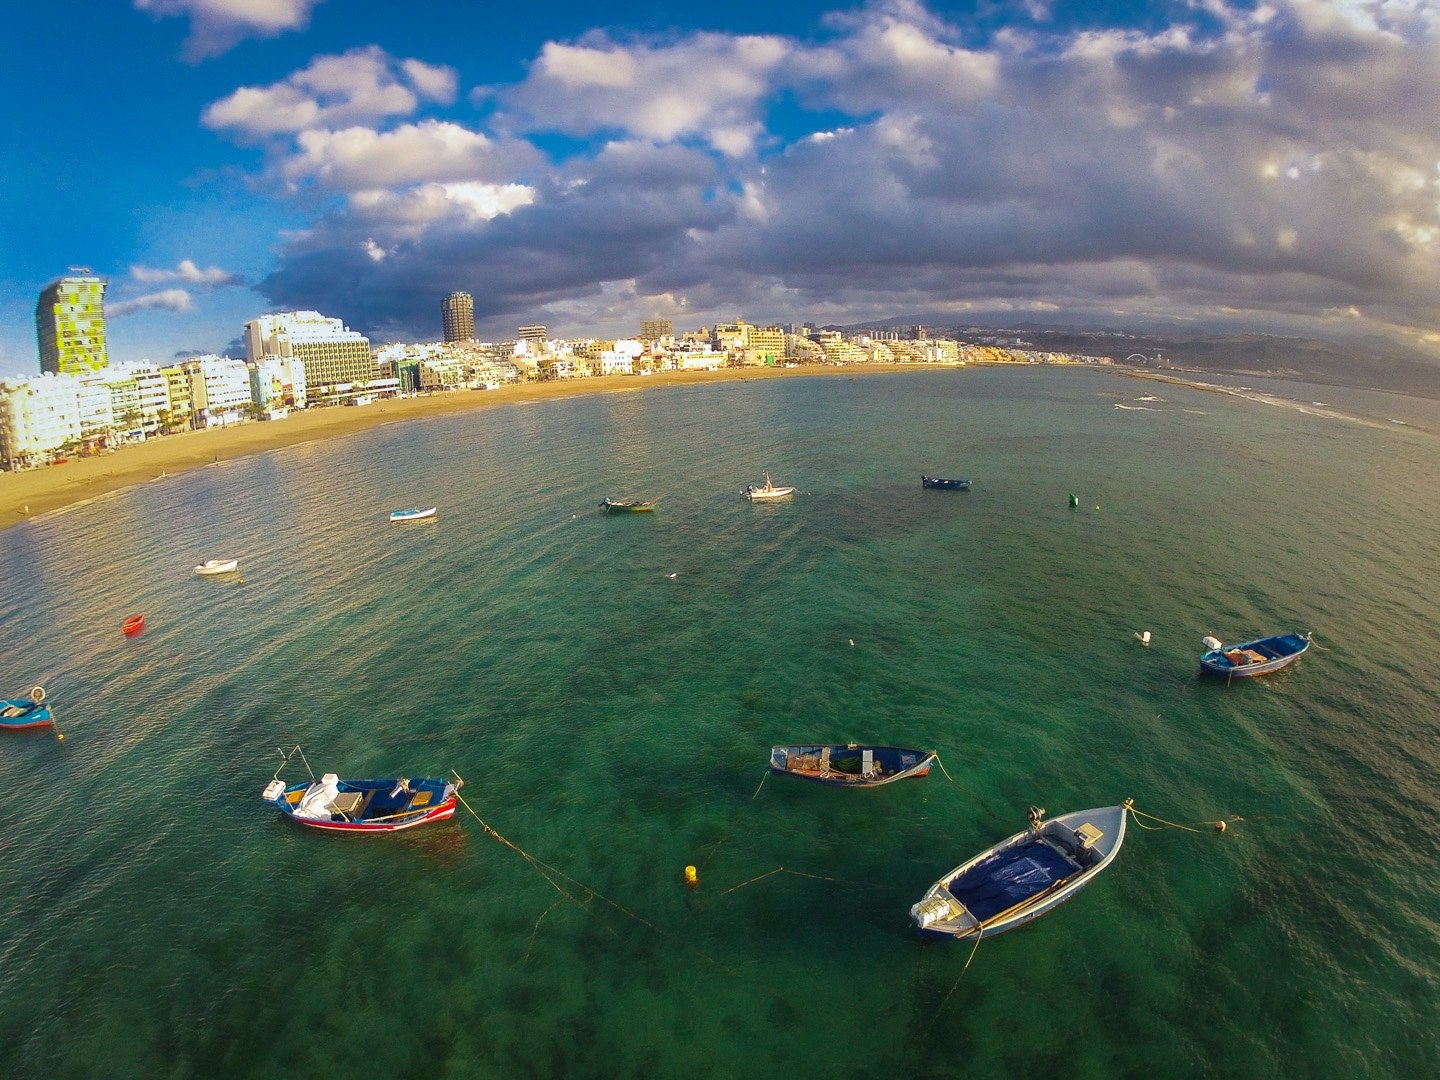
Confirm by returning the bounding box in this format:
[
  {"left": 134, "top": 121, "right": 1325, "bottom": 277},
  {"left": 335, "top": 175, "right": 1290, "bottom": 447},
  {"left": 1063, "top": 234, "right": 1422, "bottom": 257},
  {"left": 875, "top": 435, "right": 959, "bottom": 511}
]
[
  {"left": 245, "top": 311, "right": 375, "bottom": 398},
  {"left": 249, "top": 356, "right": 308, "bottom": 411},
  {"left": 187, "top": 355, "right": 253, "bottom": 426},
  {"left": 0, "top": 372, "right": 83, "bottom": 467}
]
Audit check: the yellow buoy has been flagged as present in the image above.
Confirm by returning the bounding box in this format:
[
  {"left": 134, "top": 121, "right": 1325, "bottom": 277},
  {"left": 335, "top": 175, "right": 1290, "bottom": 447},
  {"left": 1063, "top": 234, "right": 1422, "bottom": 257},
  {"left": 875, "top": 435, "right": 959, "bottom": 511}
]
[
  {"left": 1214, "top": 820, "right": 1227, "bottom": 832},
  {"left": 684, "top": 865, "right": 698, "bottom": 888}
]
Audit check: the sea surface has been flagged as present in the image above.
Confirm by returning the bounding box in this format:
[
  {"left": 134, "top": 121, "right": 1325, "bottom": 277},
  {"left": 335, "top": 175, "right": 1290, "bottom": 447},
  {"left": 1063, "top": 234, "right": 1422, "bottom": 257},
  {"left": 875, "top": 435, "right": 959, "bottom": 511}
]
[{"left": 1, "top": 367, "right": 1437, "bottom": 1079}]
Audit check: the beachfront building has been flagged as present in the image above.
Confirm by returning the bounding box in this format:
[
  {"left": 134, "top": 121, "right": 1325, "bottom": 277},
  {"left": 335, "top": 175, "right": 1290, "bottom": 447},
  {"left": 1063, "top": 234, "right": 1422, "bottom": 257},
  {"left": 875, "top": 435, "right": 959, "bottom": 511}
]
[
  {"left": 745, "top": 325, "right": 786, "bottom": 366},
  {"left": 250, "top": 356, "right": 308, "bottom": 415},
  {"left": 36, "top": 274, "right": 109, "bottom": 375},
  {"left": 0, "top": 373, "right": 83, "bottom": 469},
  {"left": 442, "top": 292, "right": 474, "bottom": 342},
  {"left": 184, "top": 356, "right": 253, "bottom": 427},
  {"left": 639, "top": 319, "right": 673, "bottom": 345},
  {"left": 244, "top": 311, "right": 377, "bottom": 403}
]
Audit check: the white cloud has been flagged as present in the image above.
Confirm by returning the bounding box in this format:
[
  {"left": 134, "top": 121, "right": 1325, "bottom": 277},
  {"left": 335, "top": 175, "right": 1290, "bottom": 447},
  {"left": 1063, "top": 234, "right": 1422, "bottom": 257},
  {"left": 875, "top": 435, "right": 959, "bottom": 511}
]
[
  {"left": 280, "top": 121, "right": 534, "bottom": 192},
  {"left": 130, "top": 259, "right": 240, "bottom": 287},
  {"left": 135, "top": 0, "right": 324, "bottom": 60},
  {"left": 500, "top": 32, "right": 789, "bottom": 156},
  {"left": 109, "top": 289, "right": 194, "bottom": 317},
  {"left": 203, "top": 47, "right": 457, "bottom": 138}
]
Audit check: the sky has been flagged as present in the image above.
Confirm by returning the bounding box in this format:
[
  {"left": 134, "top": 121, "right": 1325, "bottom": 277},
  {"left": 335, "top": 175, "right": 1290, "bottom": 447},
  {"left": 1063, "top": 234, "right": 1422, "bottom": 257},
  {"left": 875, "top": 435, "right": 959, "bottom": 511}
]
[{"left": 4, "top": 0, "right": 1440, "bottom": 374}]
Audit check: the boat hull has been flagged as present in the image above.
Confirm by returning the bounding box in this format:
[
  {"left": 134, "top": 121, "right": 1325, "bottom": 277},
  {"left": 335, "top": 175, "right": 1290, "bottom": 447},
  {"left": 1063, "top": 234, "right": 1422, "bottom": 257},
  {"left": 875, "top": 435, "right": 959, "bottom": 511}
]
[
  {"left": 911, "top": 804, "right": 1127, "bottom": 941},
  {"left": 389, "top": 508, "right": 437, "bottom": 522},
  {"left": 921, "top": 476, "right": 971, "bottom": 490},
  {"left": 1, "top": 697, "right": 53, "bottom": 731},
  {"left": 599, "top": 499, "right": 656, "bottom": 513},
  {"left": 266, "top": 774, "right": 460, "bottom": 833},
  {"left": 1199, "top": 632, "right": 1310, "bottom": 677},
  {"left": 122, "top": 615, "right": 145, "bottom": 636},
  {"left": 193, "top": 559, "right": 239, "bottom": 575},
  {"left": 769, "top": 745, "right": 935, "bottom": 787}
]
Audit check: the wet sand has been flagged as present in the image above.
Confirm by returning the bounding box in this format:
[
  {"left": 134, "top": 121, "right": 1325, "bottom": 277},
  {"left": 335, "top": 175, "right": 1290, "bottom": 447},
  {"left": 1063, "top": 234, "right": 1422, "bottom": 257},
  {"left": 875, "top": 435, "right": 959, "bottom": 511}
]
[{"left": 1, "top": 364, "right": 946, "bottom": 529}]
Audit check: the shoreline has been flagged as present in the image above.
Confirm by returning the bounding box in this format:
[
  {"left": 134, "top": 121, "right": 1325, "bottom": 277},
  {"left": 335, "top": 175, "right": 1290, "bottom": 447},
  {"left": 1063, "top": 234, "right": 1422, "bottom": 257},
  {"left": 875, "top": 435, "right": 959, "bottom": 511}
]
[{"left": 1, "top": 364, "right": 954, "bottom": 529}]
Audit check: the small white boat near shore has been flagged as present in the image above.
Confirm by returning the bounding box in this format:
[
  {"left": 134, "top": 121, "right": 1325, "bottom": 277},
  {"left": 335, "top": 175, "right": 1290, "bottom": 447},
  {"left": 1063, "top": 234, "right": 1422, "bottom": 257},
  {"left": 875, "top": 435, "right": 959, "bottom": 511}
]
[{"left": 193, "top": 558, "right": 239, "bottom": 576}]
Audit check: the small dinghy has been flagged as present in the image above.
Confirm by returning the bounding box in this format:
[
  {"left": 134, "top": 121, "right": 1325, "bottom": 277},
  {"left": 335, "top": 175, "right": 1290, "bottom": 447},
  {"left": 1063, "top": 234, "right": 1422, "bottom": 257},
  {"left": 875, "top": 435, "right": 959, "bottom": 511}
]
[
  {"left": 122, "top": 614, "right": 145, "bottom": 636},
  {"left": 911, "top": 803, "right": 1128, "bottom": 940},
  {"left": 389, "top": 507, "right": 437, "bottom": 523},
  {"left": 742, "top": 472, "right": 794, "bottom": 500},
  {"left": 769, "top": 744, "right": 936, "bottom": 787},
  {"left": 598, "top": 498, "right": 657, "bottom": 513},
  {"left": 193, "top": 558, "right": 239, "bottom": 576},
  {"left": 261, "top": 745, "right": 463, "bottom": 833},
  {"left": 1, "top": 686, "right": 52, "bottom": 732},
  {"left": 1199, "top": 631, "right": 1311, "bottom": 677},
  {"left": 921, "top": 475, "right": 972, "bottom": 490}
]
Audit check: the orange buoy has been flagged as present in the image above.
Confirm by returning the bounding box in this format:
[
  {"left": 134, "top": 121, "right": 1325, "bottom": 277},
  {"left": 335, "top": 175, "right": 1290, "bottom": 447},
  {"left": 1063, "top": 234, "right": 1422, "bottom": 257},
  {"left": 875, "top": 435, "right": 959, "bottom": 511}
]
[{"left": 122, "top": 614, "right": 145, "bottom": 636}]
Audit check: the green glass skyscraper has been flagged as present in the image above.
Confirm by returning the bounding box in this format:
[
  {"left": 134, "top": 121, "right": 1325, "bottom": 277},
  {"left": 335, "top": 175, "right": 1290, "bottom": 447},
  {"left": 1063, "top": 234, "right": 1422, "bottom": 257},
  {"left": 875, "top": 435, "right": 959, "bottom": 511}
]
[{"left": 36, "top": 274, "right": 109, "bottom": 374}]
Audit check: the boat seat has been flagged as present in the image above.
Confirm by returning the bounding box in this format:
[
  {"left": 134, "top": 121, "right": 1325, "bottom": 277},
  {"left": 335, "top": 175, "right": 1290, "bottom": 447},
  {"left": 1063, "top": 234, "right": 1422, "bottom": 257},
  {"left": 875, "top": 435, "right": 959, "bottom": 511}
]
[
  {"left": 1, "top": 705, "right": 27, "bottom": 718},
  {"left": 330, "top": 792, "right": 363, "bottom": 816}
]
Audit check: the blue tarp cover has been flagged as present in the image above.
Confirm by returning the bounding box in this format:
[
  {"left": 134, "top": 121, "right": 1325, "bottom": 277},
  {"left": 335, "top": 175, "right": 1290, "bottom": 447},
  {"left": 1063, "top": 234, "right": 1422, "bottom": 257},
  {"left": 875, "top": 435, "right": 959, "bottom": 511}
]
[{"left": 946, "top": 840, "right": 1075, "bottom": 923}]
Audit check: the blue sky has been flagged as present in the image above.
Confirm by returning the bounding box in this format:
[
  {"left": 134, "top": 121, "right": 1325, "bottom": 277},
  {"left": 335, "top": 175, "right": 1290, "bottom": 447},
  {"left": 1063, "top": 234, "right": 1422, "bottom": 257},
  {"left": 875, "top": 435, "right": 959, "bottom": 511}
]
[{"left": 4, "top": 0, "right": 1440, "bottom": 374}]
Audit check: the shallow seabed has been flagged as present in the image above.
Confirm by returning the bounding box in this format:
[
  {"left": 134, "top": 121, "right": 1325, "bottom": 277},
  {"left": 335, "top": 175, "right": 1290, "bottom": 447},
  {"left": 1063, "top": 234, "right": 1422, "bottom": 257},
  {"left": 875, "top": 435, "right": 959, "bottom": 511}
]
[{"left": 2, "top": 368, "right": 1437, "bottom": 1078}]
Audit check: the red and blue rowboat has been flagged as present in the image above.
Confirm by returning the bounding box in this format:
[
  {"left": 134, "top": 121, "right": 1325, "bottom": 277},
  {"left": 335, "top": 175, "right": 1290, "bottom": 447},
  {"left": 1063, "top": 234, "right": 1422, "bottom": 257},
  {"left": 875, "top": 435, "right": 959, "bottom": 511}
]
[
  {"left": 262, "top": 747, "right": 462, "bottom": 833},
  {"left": 1, "top": 687, "right": 52, "bottom": 732}
]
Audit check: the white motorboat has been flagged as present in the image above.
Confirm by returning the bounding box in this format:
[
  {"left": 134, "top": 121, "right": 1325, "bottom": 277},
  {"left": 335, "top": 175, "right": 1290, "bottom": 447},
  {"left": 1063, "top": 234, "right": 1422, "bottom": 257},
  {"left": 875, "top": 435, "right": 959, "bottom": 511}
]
[
  {"left": 193, "top": 558, "right": 239, "bottom": 576},
  {"left": 742, "top": 472, "right": 794, "bottom": 501}
]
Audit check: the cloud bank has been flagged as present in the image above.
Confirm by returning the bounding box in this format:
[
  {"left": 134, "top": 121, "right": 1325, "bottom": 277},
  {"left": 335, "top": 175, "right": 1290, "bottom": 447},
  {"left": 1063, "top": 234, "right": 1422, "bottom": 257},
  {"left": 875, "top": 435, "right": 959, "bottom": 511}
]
[{"left": 200, "top": 0, "right": 1440, "bottom": 350}]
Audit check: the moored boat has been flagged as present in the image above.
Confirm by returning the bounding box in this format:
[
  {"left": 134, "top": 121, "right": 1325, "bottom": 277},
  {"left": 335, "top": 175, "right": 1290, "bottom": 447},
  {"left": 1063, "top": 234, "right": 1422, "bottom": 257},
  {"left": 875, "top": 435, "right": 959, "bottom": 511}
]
[
  {"left": 922, "top": 475, "right": 972, "bottom": 490},
  {"left": 122, "top": 614, "right": 145, "bottom": 636},
  {"left": 769, "top": 744, "right": 936, "bottom": 786},
  {"left": 389, "top": 507, "right": 437, "bottom": 523},
  {"left": 911, "top": 803, "right": 1128, "bottom": 940},
  {"left": 261, "top": 746, "right": 463, "bottom": 833},
  {"left": 1, "top": 687, "right": 52, "bottom": 732},
  {"left": 742, "top": 472, "right": 794, "bottom": 500},
  {"left": 598, "top": 498, "right": 657, "bottom": 513},
  {"left": 193, "top": 558, "right": 239, "bottom": 576},
  {"left": 1199, "top": 631, "right": 1311, "bottom": 677}
]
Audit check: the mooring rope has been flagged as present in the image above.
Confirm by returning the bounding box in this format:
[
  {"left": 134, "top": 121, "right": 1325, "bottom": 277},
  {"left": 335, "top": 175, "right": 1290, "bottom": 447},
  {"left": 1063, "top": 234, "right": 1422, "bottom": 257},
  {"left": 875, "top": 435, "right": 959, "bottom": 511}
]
[
  {"left": 715, "top": 865, "right": 890, "bottom": 896},
  {"left": 1126, "top": 802, "right": 1240, "bottom": 834},
  {"left": 456, "top": 791, "right": 657, "bottom": 933}
]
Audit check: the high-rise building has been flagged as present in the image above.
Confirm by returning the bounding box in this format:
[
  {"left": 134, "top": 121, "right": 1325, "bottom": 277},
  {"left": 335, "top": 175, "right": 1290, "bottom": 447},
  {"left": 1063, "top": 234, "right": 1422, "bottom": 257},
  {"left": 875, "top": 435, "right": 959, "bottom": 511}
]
[
  {"left": 244, "top": 311, "right": 375, "bottom": 398},
  {"left": 36, "top": 274, "right": 109, "bottom": 375},
  {"left": 442, "top": 291, "right": 474, "bottom": 342},
  {"left": 639, "top": 319, "right": 673, "bottom": 343},
  {"left": 518, "top": 325, "right": 548, "bottom": 343}
]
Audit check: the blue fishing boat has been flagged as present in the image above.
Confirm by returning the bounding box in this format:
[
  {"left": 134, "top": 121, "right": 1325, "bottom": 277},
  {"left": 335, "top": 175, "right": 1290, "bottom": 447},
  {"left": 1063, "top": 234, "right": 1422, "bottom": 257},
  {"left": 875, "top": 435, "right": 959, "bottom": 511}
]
[
  {"left": 769, "top": 744, "right": 936, "bottom": 787},
  {"left": 1, "top": 687, "right": 52, "bottom": 732},
  {"left": 922, "top": 475, "right": 971, "bottom": 490},
  {"left": 261, "top": 746, "right": 463, "bottom": 833},
  {"left": 1199, "top": 631, "right": 1311, "bottom": 677},
  {"left": 911, "top": 803, "right": 1128, "bottom": 940}
]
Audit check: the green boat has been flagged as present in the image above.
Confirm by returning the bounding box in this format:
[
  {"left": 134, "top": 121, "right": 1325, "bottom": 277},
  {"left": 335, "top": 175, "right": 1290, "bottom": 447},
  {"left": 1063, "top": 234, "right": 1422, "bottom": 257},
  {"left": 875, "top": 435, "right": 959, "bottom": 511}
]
[{"left": 599, "top": 498, "right": 656, "bottom": 513}]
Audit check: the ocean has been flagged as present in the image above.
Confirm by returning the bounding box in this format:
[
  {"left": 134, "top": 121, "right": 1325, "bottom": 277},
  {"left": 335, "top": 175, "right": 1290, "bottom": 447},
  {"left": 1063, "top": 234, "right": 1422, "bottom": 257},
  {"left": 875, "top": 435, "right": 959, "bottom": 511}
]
[{"left": 1, "top": 366, "right": 1436, "bottom": 1078}]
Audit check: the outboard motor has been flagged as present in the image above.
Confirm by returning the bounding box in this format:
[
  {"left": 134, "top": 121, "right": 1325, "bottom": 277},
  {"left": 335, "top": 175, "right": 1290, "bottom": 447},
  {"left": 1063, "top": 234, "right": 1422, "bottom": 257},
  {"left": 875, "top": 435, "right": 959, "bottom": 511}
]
[{"left": 1027, "top": 806, "right": 1047, "bottom": 830}]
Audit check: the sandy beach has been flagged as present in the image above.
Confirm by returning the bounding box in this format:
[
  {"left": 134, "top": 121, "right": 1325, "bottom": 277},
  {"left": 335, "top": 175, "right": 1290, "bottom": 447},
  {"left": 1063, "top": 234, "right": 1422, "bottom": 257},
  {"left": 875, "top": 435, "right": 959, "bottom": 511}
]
[{"left": 1, "top": 364, "right": 947, "bottom": 529}]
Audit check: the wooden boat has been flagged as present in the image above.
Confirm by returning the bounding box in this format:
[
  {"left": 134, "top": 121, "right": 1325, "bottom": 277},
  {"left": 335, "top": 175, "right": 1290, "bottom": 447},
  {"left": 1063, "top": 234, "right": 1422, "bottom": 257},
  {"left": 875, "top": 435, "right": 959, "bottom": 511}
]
[
  {"left": 742, "top": 472, "right": 794, "bottom": 500},
  {"left": 262, "top": 746, "right": 462, "bottom": 833},
  {"left": 1199, "top": 631, "right": 1311, "bottom": 677},
  {"left": 911, "top": 803, "right": 1128, "bottom": 940},
  {"left": 769, "top": 744, "right": 936, "bottom": 786},
  {"left": 922, "top": 475, "right": 971, "bottom": 490},
  {"left": 193, "top": 558, "right": 239, "bottom": 576},
  {"left": 122, "top": 614, "right": 145, "bottom": 636},
  {"left": 389, "top": 507, "right": 437, "bottom": 523},
  {"left": 1, "top": 687, "right": 52, "bottom": 732},
  {"left": 598, "top": 498, "right": 657, "bottom": 513}
]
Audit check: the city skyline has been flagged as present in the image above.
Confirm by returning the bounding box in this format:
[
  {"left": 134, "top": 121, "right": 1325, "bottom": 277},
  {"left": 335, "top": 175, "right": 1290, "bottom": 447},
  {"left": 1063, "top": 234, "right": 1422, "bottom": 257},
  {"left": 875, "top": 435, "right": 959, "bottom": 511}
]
[{"left": 5, "top": 2, "right": 1440, "bottom": 377}]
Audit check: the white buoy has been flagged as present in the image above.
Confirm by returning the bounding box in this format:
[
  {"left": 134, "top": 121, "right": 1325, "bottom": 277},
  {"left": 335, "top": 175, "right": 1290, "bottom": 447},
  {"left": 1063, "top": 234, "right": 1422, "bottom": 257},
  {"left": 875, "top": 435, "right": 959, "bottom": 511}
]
[
  {"left": 849, "top": 639, "right": 854, "bottom": 646},
  {"left": 666, "top": 572, "right": 677, "bottom": 579},
  {"left": 1135, "top": 631, "right": 1151, "bottom": 646}
]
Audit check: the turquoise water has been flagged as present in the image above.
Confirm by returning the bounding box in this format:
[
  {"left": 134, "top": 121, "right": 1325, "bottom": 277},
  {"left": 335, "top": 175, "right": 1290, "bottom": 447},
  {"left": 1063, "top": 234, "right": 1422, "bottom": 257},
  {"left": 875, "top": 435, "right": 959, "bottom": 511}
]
[{"left": 1, "top": 367, "right": 1437, "bottom": 1078}]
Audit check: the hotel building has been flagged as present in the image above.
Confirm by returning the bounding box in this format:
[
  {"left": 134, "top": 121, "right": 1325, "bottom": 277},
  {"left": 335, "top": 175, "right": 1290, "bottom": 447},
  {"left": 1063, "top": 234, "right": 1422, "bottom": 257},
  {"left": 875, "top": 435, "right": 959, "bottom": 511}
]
[
  {"left": 442, "top": 292, "right": 475, "bottom": 342},
  {"left": 244, "top": 311, "right": 377, "bottom": 401},
  {"left": 36, "top": 274, "right": 109, "bottom": 375}
]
